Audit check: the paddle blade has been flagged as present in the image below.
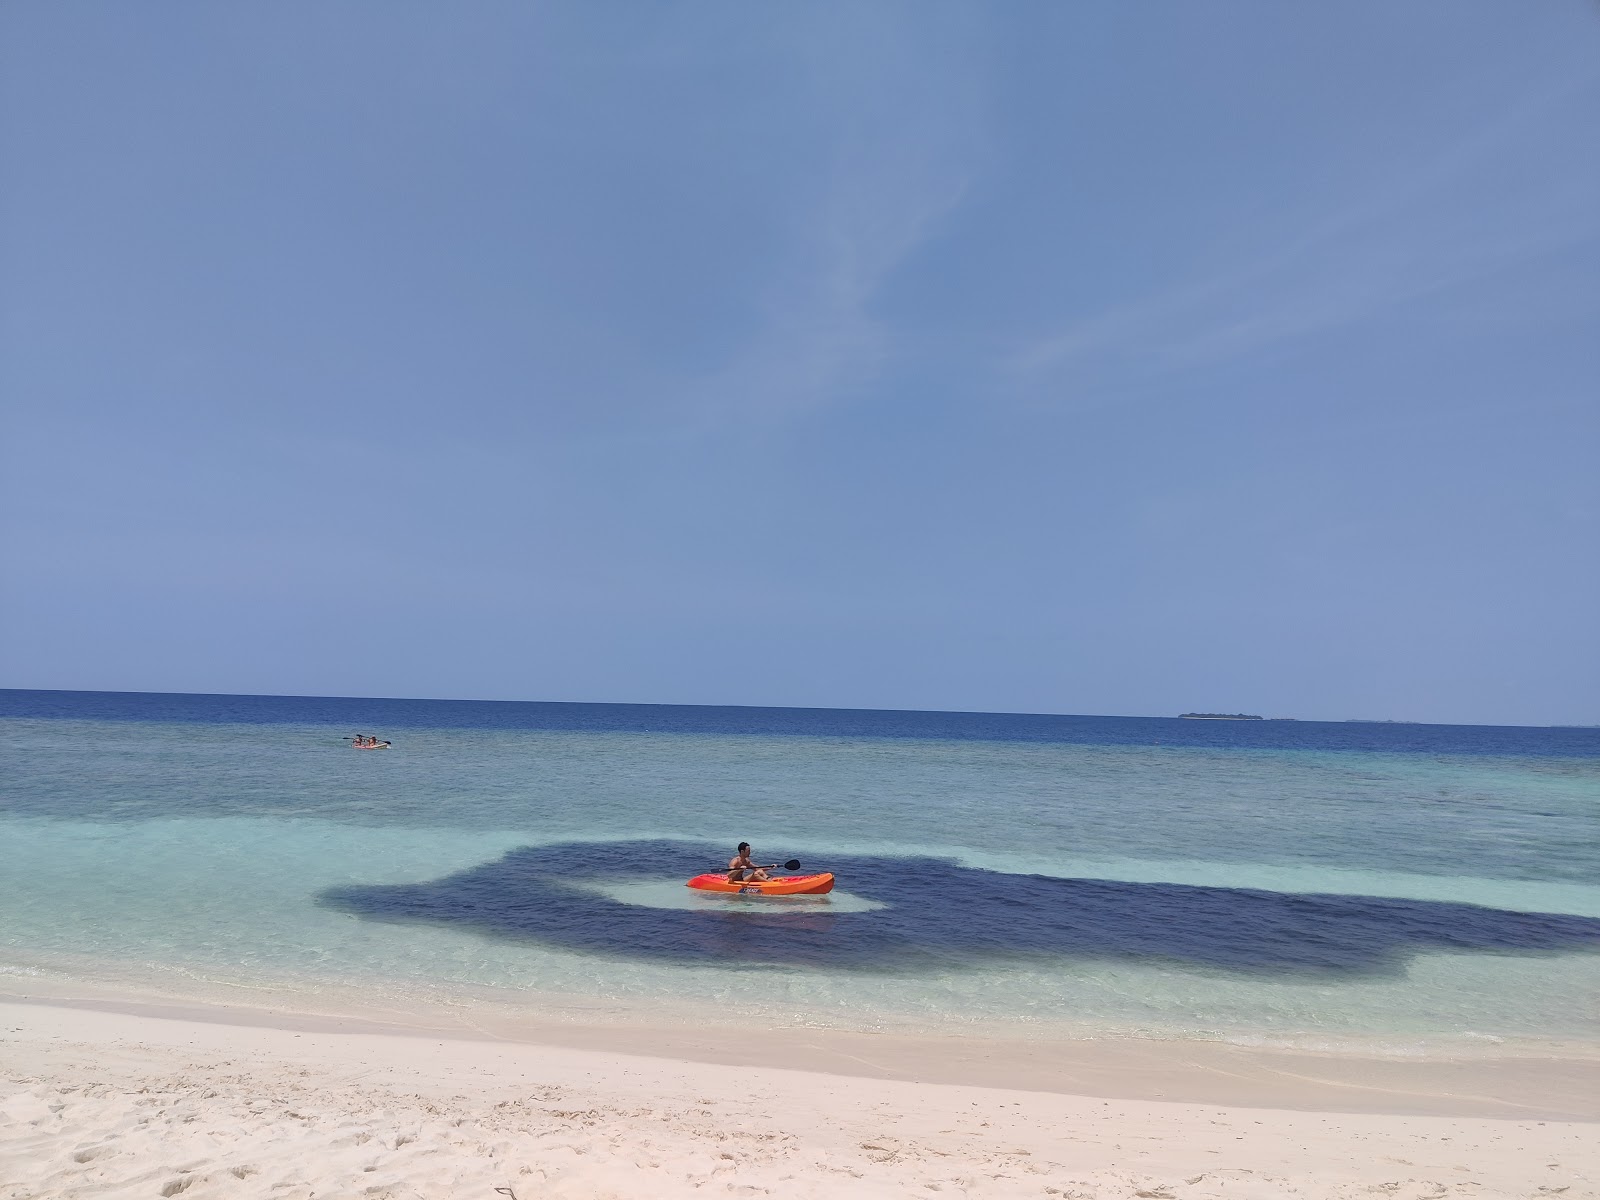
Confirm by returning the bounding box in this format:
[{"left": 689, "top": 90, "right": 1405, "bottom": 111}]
[{"left": 783, "top": 859, "right": 801, "bottom": 871}]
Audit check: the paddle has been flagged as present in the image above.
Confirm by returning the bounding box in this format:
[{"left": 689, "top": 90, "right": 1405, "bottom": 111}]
[{"left": 730, "top": 859, "right": 802, "bottom": 872}]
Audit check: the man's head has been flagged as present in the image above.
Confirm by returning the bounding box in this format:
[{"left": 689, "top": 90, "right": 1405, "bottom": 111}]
[{"left": 737, "top": 842, "right": 751, "bottom": 856}]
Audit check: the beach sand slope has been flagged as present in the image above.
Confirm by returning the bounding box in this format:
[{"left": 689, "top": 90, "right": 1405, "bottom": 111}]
[{"left": 2, "top": 1003, "right": 1594, "bottom": 1200}]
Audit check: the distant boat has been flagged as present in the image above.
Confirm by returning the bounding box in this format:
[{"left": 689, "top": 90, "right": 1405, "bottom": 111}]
[{"left": 1179, "top": 713, "right": 1263, "bottom": 720}]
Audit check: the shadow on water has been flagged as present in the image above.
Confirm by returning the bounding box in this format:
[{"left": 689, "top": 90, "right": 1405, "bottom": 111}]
[{"left": 318, "top": 840, "right": 1600, "bottom": 977}]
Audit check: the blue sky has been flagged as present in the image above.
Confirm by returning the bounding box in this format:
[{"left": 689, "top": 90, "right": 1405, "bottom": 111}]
[{"left": 2, "top": 2, "right": 1596, "bottom": 724}]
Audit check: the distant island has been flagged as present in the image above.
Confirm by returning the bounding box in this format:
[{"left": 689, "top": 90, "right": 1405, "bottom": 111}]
[{"left": 1179, "top": 713, "right": 1263, "bottom": 720}]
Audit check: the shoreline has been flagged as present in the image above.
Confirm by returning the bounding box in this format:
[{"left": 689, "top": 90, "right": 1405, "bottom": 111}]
[
  {"left": 9, "top": 939, "right": 1599, "bottom": 1054},
  {"left": 4, "top": 977, "right": 1597, "bottom": 1123}
]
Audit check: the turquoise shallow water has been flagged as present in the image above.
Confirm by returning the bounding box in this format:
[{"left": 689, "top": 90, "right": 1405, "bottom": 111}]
[{"left": 1, "top": 692, "right": 1597, "bottom": 1048}]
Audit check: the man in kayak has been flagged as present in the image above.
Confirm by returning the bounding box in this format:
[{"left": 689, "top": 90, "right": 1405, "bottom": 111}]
[{"left": 727, "top": 842, "right": 770, "bottom": 884}]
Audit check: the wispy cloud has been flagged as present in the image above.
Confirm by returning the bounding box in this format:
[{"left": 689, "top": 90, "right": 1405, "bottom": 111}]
[
  {"left": 689, "top": 6, "right": 986, "bottom": 424},
  {"left": 1011, "top": 74, "right": 1600, "bottom": 387}
]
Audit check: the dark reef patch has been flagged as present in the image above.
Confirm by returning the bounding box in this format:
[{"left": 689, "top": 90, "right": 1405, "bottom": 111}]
[{"left": 317, "top": 840, "right": 1600, "bottom": 977}]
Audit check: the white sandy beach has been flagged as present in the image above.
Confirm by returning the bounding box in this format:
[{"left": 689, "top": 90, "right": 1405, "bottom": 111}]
[{"left": 3, "top": 996, "right": 1595, "bottom": 1200}]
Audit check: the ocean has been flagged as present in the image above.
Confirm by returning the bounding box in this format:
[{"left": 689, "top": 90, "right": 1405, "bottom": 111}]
[{"left": 2, "top": 689, "right": 1596, "bottom": 1052}]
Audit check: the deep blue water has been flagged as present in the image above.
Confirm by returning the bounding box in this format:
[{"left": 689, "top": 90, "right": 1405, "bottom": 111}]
[
  {"left": 320, "top": 838, "right": 1600, "bottom": 977},
  {"left": 4, "top": 688, "right": 1596, "bottom": 756}
]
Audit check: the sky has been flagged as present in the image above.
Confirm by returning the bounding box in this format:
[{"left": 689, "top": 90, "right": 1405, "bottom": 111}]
[{"left": 2, "top": 2, "right": 1597, "bottom": 725}]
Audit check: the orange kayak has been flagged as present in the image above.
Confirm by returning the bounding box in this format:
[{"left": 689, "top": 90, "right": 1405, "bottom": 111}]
[{"left": 686, "top": 873, "right": 835, "bottom": 896}]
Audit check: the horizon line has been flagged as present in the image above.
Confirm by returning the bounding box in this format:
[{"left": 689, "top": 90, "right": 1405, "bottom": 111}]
[{"left": 1, "top": 686, "right": 1591, "bottom": 731}]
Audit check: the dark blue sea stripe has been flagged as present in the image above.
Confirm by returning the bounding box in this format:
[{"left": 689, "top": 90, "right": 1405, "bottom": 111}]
[
  {"left": 5, "top": 689, "right": 1598, "bottom": 757},
  {"left": 318, "top": 840, "right": 1600, "bottom": 977}
]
